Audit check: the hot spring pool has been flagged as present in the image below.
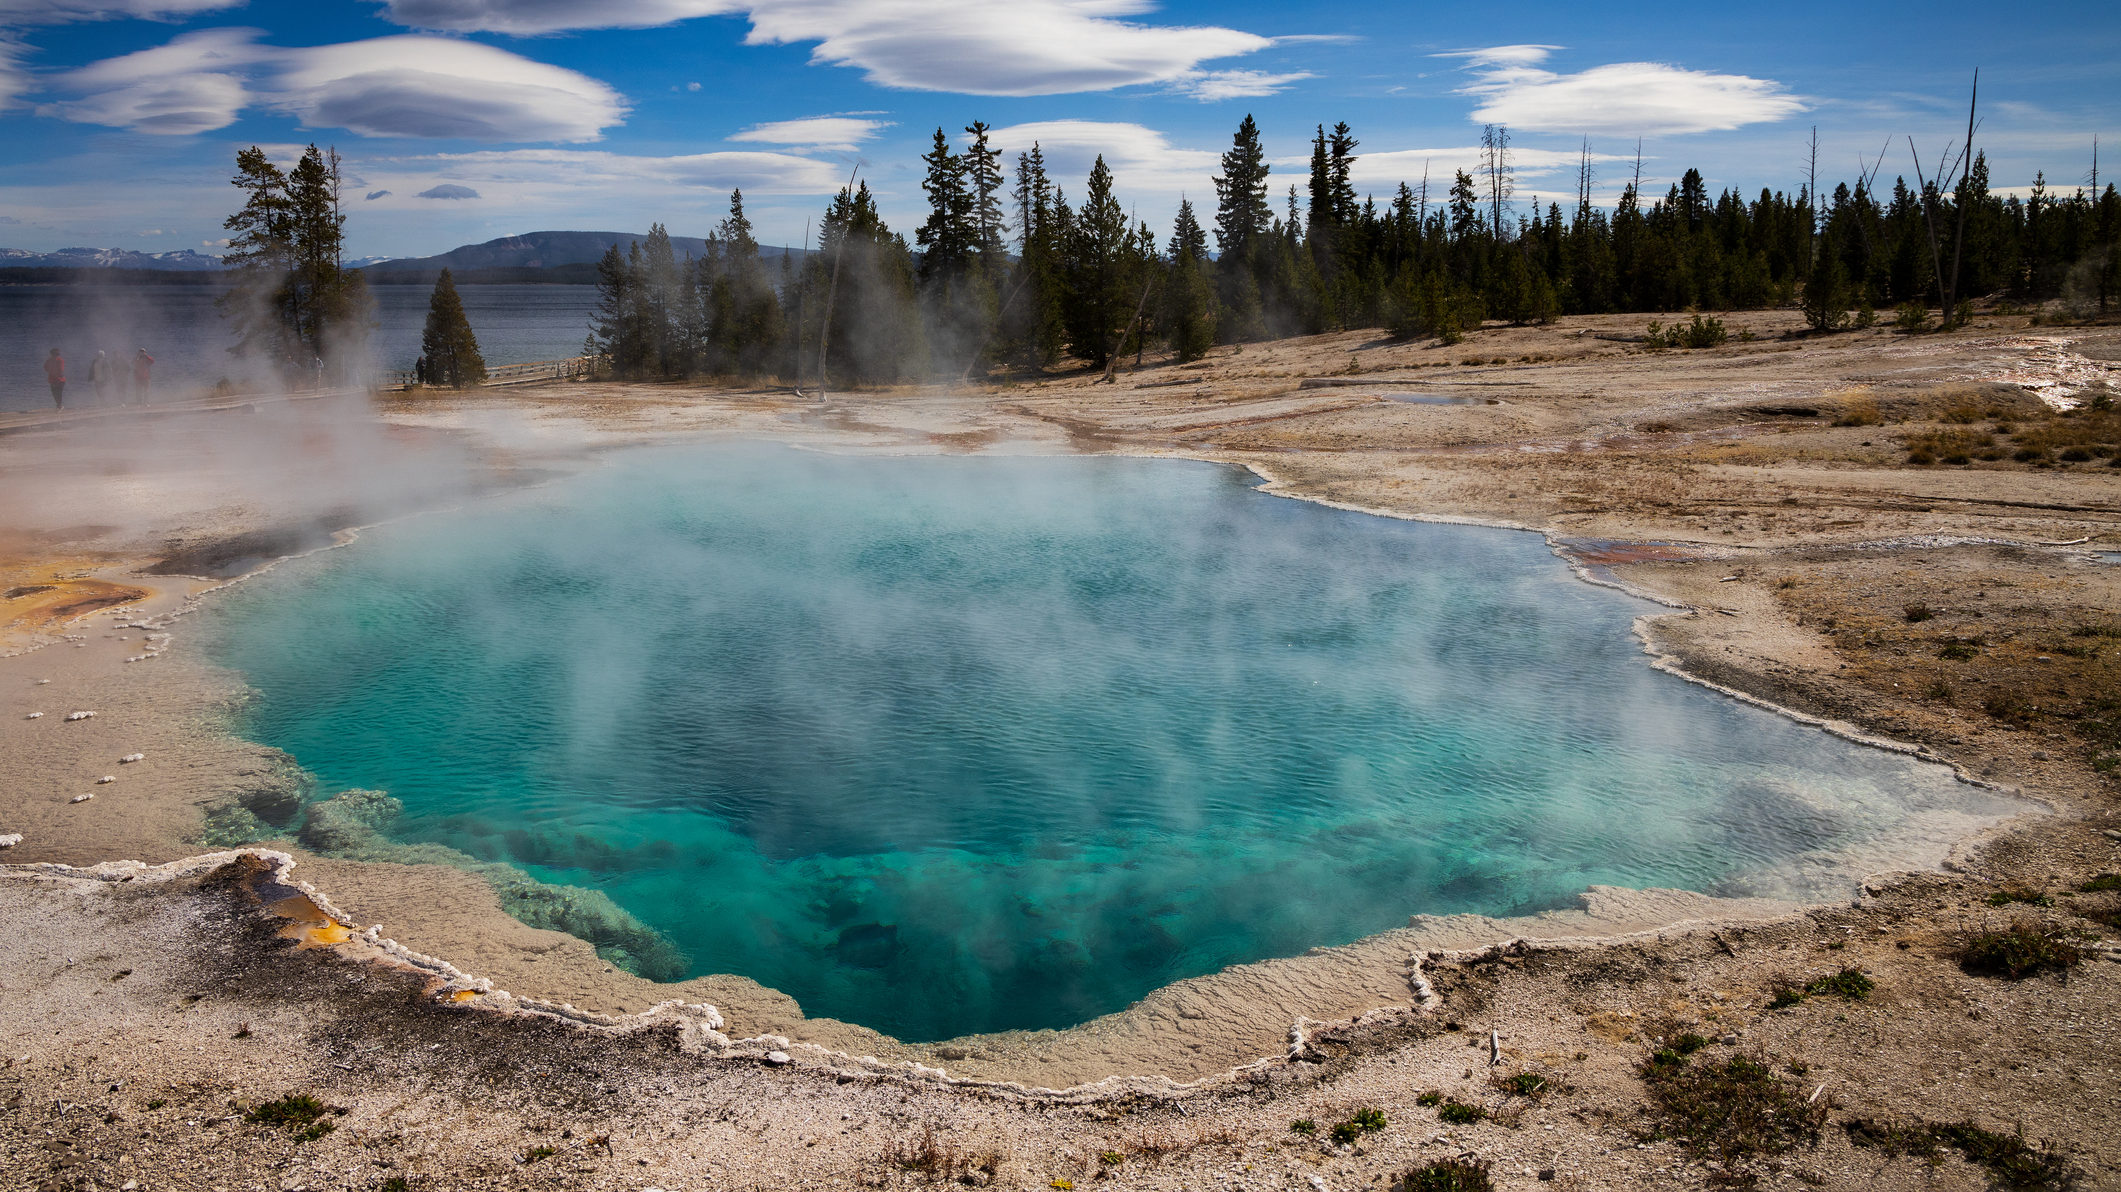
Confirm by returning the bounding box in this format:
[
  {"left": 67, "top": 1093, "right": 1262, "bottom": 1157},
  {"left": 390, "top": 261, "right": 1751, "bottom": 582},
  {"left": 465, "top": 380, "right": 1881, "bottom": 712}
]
[{"left": 206, "top": 446, "right": 2011, "bottom": 1041}]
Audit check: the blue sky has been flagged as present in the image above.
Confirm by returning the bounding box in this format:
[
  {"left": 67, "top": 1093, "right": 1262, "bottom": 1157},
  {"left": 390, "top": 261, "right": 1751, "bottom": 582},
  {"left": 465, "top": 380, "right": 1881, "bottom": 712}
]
[{"left": 1, "top": 0, "right": 2115, "bottom": 259}]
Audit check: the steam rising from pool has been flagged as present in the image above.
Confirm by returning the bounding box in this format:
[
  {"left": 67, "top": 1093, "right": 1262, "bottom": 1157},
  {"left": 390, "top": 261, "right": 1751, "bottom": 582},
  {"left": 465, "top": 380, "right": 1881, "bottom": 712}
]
[{"left": 207, "top": 447, "right": 2010, "bottom": 1041}]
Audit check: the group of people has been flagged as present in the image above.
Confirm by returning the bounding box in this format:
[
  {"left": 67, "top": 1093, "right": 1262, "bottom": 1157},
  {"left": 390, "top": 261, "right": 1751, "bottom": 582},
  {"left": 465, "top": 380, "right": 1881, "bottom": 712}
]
[{"left": 41, "top": 347, "right": 153, "bottom": 410}]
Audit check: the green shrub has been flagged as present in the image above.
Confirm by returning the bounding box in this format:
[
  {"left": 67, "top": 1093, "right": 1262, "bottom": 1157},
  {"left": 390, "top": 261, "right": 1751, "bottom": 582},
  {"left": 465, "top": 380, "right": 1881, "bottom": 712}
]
[
  {"left": 246, "top": 1093, "right": 341, "bottom": 1142},
  {"left": 1330, "top": 1107, "right": 1388, "bottom": 1144},
  {"left": 1805, "top": 968, "right": 1874, "bottom": 999},
  {"left": 2079, "top": 874, "right": 2121, "bottom": 893},
  {"left": 1289, "top": 1118, "right": 1316, "bottom": 1136},
  {"left": 1416, "top": 1091, "right": 1444, "bottom": 1107},
  {"left": 1895, "top": 302, "right": 1932, "bottom": 333},
  {"left": 1645, "top": 312, "right": 1729, "bottom": 349},
  {"left": 1638, "top": 1052, "right": 1823, "bottom": 1164},
  {"left": 1495, "top": 1072, "right": 1549, "bottom": 1097},
  {"left": 1960, "top": 919, "right": 2084, "bottom": 980},
  {"left": 1989, "top": 887, "right": 2055, "bottom": 908},
  {"left": 246, "top": 1094, "right": 330, "bottom": 1130},
  {"left": 1904, "top": 604, "right": 1935, "bottom": 622},
  {"left": 1437, "top": 1099, "right": 1488, "bottom": 1124},
  {"left": 1850, "top": 1118, "right": 2073, "bottom": 1189},
  {"left": 1401, "top": 1156, "right": 1494, "bottom": 1192}
]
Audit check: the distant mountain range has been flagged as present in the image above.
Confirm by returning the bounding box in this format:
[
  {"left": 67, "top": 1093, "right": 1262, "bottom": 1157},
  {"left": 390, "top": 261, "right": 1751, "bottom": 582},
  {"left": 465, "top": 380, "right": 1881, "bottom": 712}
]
[
  {"left": 0, "top": 232, "right": 807, "bottom": 285},
  {"left": 0, "top": 246, "right": 225, "bottom": 271},
  {"left": 359, "top": 231, "right": 808, "bottom": 284}
]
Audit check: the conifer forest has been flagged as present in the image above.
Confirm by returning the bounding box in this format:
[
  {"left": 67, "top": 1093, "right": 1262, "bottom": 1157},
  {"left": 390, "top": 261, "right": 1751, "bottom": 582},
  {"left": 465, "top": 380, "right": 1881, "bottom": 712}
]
[{"left": 583, "top": 115, "right": 2121, "bottom": 386}]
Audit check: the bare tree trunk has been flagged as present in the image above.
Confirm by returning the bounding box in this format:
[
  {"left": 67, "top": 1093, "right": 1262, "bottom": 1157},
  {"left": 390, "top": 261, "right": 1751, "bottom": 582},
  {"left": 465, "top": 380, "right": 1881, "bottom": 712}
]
[
  {"left": 1099, "top": 276, "right": 1157, "bottom": 385},
  {"left": 1807, "top": 126, "right": 1819, "bottom": 270},
  {"left": 1943, "top": 70, "right": 1979, "bottom": 328},
  {"left": 792, "top": 219, "right": 810, "bottom": 395},
  {"left": 958, "top": 267, "right": 1035, "bottom": 386},
  {"left": 1909, "top": 138, "right": 1951, "bottom": 316},
  {"left": 815, "top": 164, "right": 860, "bottom": 395}
]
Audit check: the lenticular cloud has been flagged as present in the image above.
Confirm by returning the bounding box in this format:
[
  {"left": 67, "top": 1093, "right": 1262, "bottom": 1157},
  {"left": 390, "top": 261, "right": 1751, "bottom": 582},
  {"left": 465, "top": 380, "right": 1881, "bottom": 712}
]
[
  {"left": 47, "top": 30, "right": 627, "bottom": 140},
  {"left": 1442, "top": 45, "right": 1805, "bottom": 137},
  {"left": 382, "top": 0, "right": 1279, "bottom": 97}
]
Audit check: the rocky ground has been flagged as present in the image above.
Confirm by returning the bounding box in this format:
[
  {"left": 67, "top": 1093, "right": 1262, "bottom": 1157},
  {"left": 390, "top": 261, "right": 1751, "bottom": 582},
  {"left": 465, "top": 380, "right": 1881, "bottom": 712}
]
[{"left": 4, "top": 307, "right": 2121, "bottom": 1190}]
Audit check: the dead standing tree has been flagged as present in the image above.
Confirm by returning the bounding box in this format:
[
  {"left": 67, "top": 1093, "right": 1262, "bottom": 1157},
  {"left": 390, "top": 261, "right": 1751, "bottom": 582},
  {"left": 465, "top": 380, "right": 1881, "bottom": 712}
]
[
  {"left": 1908, "top": 70, "right": 1981, "bottom": 328},
  {"left": 814, "top": 162, "right": 862, "bottom": 395}
]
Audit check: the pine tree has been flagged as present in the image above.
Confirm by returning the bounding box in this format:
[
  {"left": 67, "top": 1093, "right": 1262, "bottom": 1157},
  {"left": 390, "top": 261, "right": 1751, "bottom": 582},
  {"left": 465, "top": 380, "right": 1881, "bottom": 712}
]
[
  {"left": 220, "top": 143, "right": 369, "bottom": 377},
  {"left": 917, "top": 128, "right": 973, "bottom": 288},
  {"left": 1163, "top": 198, "right": 1217, "bottom": 361},
  {"left": 420, "top": 268, "right": 486, "bottom": 387},
  {"left": 1800, "top": 233, "right": 1852, "bottom": 331},
  {"left": 1213, "top": 114, "right": 1273, "bottom": 258},
  {"left": 286, "top": 145, "right": 359, "bottom": 366},
  {"left": 639, "top": 223, "right": 683, "bottom": 375},
  {"left": 702, "top": 189, "right": 785, "bottom": 377},
  {"left": 220, "top": 147, "right": 296, "bottom": 361},
  {"left": 1063, "top": 155, "right": 1134, "bottom": 367},
  {"left": 586, "top": 242, "right": 649, "bottom": 376},
  {"left": 806, "top": 182, "right": 925, "bottom": 385},
  {"left": 963, "top": 121, "right": 1007, "bottom": 259},
  {"left": 1003, "top": 145, "right": 1065, "bottom": 370}
]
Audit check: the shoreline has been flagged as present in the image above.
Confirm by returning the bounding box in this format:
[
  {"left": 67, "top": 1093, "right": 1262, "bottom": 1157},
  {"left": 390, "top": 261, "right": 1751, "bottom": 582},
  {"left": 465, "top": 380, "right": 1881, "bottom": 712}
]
[
  {"left": 0, "top": 420, "right": 2043, "bottom": 1090},
  {"left": 4, "top": 311, "right": 2118, "bottom": 1188}
]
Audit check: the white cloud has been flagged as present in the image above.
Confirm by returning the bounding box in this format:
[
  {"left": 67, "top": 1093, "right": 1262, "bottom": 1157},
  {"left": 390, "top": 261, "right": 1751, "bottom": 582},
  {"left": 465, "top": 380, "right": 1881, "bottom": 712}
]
[
  {"left": 370, "top": 146, "right": 849, "bottom": 197},
  {"left": 46, "top": 30, "right": 627, "bottom": 140},
  {"left": 279, "top": 36, "right": 627, "bottom": 140},
  {"left": 985, "top": 119, "right": 1219, "bottom": 197},
  {"left": 416, "top": 183, "right": 480, "bottom": 199},
  {"left": 379, "top": 0, "right": 737, "bottom": 34},
  {"left": 380, "top": 0, "right": 1279, "bottom": 96},
  {"left": 0, "top": 36, "right": 31, "bottom": 110},
  {"left": 1173, "top": 68, "right": 1311, "bottom": 102},
  {"left": 43, "top": 28, "right": 260, "bottom": 133},
  {"left": 0, "top": 0, "right": 237, "bottom": 23},
  {"left": 731, "top": 114, "right": 888, "bottom": 152},
  {"left": 1348, "top": 146, "right": 1634, "bottom": 193},
  {"left": 1442, "top": 45, "right": 1805, "bottom": 137}
]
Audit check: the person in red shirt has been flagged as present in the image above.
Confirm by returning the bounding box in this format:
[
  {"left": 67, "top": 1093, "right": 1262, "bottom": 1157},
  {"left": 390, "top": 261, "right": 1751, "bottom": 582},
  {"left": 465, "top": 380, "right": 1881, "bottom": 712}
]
[
  {"left": 43, "top": 348, "right": 65, "bottom": 409},
  {"left": 132, "top": 348, "right": 154, "bottom": 404}
]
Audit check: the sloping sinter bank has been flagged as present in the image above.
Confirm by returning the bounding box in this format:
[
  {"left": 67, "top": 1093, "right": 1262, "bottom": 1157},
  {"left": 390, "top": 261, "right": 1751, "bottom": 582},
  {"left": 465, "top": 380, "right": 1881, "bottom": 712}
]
[{"left": 206, "top": 447, "right": 2012, "bottom": 1042}]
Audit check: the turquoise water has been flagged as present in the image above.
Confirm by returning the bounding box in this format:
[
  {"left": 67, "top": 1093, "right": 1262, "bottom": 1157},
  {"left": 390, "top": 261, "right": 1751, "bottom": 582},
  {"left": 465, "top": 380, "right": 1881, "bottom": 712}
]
[{"left": 207, "top": 447, "right": 2000, "bottom": 1041}]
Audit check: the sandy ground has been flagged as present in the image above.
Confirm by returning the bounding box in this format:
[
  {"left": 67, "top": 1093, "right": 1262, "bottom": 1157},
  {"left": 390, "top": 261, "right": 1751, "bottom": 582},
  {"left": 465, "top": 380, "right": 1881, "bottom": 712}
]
[{"left": 4, "top": 308, "right": 2121, "bottom": 1189}]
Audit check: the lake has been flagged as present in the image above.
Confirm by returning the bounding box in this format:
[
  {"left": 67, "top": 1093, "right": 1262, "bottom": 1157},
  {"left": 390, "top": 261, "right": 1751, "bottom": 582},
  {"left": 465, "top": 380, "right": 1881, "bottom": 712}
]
[{"left": 0, "top": 281, "right": 600, "bottom": 411}]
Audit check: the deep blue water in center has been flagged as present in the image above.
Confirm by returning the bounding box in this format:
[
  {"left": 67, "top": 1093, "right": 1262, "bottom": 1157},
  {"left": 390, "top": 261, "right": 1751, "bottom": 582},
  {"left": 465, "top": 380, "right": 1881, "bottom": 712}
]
[{"left": 206, "top": 447, "right": 2001, "bottom": 1041}]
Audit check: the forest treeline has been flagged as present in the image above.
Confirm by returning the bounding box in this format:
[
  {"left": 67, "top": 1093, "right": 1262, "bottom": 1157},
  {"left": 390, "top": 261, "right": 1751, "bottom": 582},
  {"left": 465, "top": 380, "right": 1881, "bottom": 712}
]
[{"left": 586, "top": 115, "right": 2121, "bottom": 386}]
